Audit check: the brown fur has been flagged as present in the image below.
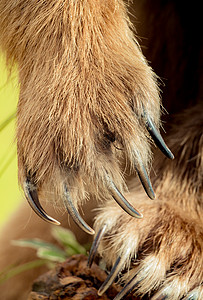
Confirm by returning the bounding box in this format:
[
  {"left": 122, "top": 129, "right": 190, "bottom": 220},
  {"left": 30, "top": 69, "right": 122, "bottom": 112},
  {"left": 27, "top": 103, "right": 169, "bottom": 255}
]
[
  {"left": 0, "top": 0, "right": 160, "bottom": 207},
  {"left": 0, "top": 0, "right": 202, "bottom": 299},
  {"left": 95, "top": 105, "right": 203, "bottom": 299}
]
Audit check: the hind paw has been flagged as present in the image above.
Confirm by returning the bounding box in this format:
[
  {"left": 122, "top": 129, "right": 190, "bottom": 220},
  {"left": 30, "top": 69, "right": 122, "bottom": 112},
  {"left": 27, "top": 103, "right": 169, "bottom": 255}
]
[{"left": 91, "top": 197, "right": 203, "bottom": 299}]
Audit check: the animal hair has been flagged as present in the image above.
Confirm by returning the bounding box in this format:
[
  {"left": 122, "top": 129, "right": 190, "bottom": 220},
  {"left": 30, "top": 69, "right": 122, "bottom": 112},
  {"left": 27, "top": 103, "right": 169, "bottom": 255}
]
[
  {"left": 0, "top": 0, "right": 160, "bottom": 208},
  {"left": 0, "top": 1, "right": 202, "bottom": 299}
]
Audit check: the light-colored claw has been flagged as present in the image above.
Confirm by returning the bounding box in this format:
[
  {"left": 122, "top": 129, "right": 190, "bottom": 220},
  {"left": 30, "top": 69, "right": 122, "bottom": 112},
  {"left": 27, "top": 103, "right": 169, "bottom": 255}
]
[
  {"left": 24, "top": 180, "right": 60, "bottom": 225},
  {"left": 98, "top": 249, "right": 131, "bottom": 296},
  {"left": 87, "top": 224, "right": 107, "bottom": 268},
  {"left": 109, "top": 181, "right": 143, "bottom": 218},
  {"left": 64, "top": 185, "right": 95, "bottom": 235},
  {"left": 145, "top": 113, "right": 174, "bottom": 160}
]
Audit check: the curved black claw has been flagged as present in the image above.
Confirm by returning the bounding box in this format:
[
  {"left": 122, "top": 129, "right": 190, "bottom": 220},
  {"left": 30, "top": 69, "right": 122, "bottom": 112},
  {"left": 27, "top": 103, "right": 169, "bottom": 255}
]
[
  {"left": 98, "top": 249, "right": 131, "bottom": 296},
  {"left": 135, "top": 162, "right": 155, "bottom": 200},
  {"left": 99, "top": 256, "right": 122, "bottom": 295},
  {"left": 113, "top": 275, "right": 140, "bottom": 300},
  {"left": 87, "top": 225, "right": 107, "bottom": 268},
  {"left": 109, "top": 181, "right": 143, "bottom": 218},
  {"left": 145, "top": 114, "right": 174, "bottom": 160},
  {"left": 24, "top": 179, "right": 60, "bottom": 225},
  {"left": 64, "top": 185, "right": 95, "bottom": 235}
]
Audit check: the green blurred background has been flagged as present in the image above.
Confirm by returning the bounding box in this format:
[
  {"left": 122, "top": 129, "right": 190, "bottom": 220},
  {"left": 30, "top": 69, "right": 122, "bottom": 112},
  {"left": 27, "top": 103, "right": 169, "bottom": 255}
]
[{"left": 0, "top": 55, "right": 22, "bottom": 226}]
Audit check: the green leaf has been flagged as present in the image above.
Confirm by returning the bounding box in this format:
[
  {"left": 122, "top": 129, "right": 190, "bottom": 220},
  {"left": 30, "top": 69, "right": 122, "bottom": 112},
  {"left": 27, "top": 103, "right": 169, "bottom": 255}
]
[
  {"left": 51, "top": 227, "right": 86, "bottom": 256},
  {"left": 37, "top": 248, "right": 66, "bottom": 262},
  {"left": 0, "top": 259, "right": 47, "bottom": 284},
  {"left": 12, "top": 238, "right": 67, "bottom": 260},
  {"left": 12, "top": 238, "right": 54, "bottom": 249},
  {"left": 13, "top": 238, "right": 62, "bottom": 251}
]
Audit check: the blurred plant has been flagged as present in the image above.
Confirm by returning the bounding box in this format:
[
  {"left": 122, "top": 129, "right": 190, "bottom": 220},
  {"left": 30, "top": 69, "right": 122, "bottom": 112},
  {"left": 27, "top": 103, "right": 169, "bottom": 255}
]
[
  {"left": 0, "top": 226, "right": 89, "bottom": 284},
  {"left": 0, "top": 112, "right": 16, "bottom": 132},
  {"left": 0, "top": 112, "right": 16, "bottom": 178}
]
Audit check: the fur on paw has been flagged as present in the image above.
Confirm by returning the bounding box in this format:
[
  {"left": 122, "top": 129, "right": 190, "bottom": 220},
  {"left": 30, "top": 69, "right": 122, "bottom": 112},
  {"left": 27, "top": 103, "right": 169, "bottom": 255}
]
[
  {"left": 91, "top": 193, "right": 203, "bottom": 300},
  {"left": 12, "top": 1, "right": 168, "bottom": 232}
]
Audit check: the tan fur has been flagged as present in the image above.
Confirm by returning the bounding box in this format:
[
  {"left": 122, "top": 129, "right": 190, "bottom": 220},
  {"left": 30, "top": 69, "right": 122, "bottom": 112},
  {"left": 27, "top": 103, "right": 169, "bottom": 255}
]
[
  {"left": 95, "top": 106, "right": 203, "bottom": 299},
  {"left": 0, "top": 0, "right": 202, "bottom": 299},
  {"left": 0, "top": 0, "right": 160, "bottom": 208}
]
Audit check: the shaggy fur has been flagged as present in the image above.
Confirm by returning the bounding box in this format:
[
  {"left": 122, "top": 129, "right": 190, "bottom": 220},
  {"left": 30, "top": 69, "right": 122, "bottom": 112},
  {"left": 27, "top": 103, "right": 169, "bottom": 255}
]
[
  {"left": 0, "top": 0, "right": 160, "bottom": 207},
  {"left": 95, "top": 105, "right": 203, "bottom": 299},
  {"left": 0, "top": 0, "right": 202, "bottom": 299}
]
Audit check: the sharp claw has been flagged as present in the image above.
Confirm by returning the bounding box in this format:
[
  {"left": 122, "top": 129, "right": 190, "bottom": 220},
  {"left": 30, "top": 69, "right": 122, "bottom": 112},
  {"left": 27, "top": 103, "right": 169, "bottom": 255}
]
[
  {"left": 109, "top": 181, "right": 143, "bottom": 218},
  {"left": 145, "top": 114, "right": 174, "bottom": 160},
  {"left": 135, "top": 162, "right": 155, "bottom": 200},
  {"left": 64, "top": 185, "right": 95, "bottom": 235},
  {"left": 24, "top": 180, "right": 60, "bottom": 225},
  {"left": 87, "top": 225, "right": 107, "bottom": 268},
  {"left": 98, "top": 249, "right": 131, "bottom": 296},
  {"left": 98, "top": 256, "right": 122, "bottom": 296},
  {"left": 113, "top": 275, "right": 140, "bottom": 300}
]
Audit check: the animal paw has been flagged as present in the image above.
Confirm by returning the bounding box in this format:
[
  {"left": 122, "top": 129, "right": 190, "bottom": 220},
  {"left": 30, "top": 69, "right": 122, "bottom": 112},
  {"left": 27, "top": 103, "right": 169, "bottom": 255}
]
[
  {"left": 91, "top": 195, "right": 203, "bottom": 299},
  {"left": 15, "top": 1, "right": 173, "bottom": 233}
]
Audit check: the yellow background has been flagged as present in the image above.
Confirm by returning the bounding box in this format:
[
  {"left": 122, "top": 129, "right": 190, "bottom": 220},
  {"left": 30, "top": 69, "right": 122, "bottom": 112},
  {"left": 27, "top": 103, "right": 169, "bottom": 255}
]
[{"left": 0, "top": 56, "right": 22, "bottom": 226}]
